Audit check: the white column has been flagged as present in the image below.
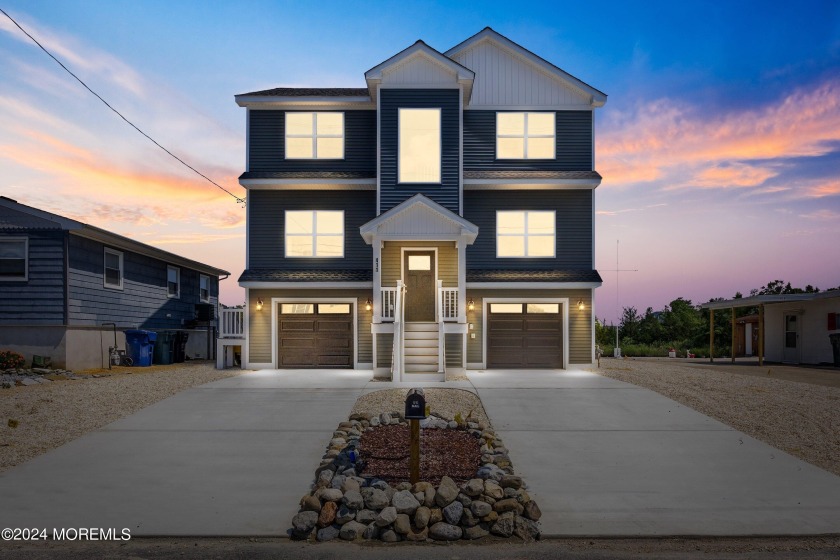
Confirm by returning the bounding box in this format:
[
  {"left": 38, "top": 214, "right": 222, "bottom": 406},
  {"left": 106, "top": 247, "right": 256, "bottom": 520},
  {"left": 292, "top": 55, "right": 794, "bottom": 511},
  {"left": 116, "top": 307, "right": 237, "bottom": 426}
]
[
  {"left": 457, "top": 235, "right": 467, "bottom": 323},
  {"left": 373, "top": 237, "right": 382, "bottom": 323}
]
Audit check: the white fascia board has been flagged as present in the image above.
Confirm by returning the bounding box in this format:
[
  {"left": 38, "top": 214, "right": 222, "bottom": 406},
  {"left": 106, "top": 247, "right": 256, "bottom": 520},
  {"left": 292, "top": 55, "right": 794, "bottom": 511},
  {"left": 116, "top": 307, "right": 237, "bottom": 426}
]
[
  {"left": 464, "top": 104, "right": 595, "bottom": 111},
  {"left": 464, "top": 180, "right": 600, "bottom": 190},
  {"left": 466, "top": 282, "right": 602, "bottom": 289},
  {"left": 239, "top": 281, "right": 373, "bottom": 289},
  {"left": 236, "top": 97, "right": 373, "bottom": 108},
  {"left": 239, "top": 179, "right": 376, "bottom": 189},
  {"left": 365, "top": 42, "right": 475, "bottom": 82}
]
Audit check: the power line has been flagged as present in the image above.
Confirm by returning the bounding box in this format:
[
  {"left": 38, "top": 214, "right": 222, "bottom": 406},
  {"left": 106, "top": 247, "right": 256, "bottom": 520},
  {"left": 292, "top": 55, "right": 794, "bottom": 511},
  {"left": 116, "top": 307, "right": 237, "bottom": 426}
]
[{"left": 0, "top": 8, "right": 245, "bottom": 205}]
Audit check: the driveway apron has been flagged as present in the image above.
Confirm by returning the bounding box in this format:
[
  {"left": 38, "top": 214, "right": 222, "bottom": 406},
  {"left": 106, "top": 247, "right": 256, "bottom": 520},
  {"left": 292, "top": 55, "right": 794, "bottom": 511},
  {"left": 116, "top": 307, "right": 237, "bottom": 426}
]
[
  {"left": 0, "top": 369, "right": 370, "bottom": 536},
  {"left": 469, "top": 369, "right": 840, "bottom": 536}
]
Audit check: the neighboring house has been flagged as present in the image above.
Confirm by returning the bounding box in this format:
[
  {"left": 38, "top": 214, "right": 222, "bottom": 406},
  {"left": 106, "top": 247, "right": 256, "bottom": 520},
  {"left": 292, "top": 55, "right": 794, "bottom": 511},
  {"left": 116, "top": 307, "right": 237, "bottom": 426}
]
[
  {"left": 0, "top": 197, "right": 230, "bottom": 370},
  {"left": 703, "top": 291, "right": 840, "bottom": 365},
  {"left": 231, "top": 28, "right": 606, "bottom": 379}
]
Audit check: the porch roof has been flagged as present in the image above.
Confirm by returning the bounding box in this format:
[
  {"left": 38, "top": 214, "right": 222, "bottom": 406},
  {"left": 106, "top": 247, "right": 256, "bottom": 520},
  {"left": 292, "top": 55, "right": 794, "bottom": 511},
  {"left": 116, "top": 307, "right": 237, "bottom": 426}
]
[
  {"left": 466, "top": 269, "right": 603, "bottom": 283},
  {"left": 238, "top": 269, "right": 372, "bottom": 283},
  {"left": 360, "top": 193, "right": 479, "bottom": 244}
]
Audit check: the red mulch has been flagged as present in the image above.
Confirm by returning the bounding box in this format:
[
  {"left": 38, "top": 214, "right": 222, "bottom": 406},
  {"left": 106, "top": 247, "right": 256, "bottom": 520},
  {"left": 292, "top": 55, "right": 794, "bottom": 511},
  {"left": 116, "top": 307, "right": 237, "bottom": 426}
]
[{"left": 359, "top": 424, "right": 481, "bottom": 485}]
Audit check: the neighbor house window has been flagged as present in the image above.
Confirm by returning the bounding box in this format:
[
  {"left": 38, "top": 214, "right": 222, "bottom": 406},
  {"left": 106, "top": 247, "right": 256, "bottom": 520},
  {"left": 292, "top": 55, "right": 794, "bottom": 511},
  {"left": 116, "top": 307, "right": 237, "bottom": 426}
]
[
  {"left": 199, "top": 274, "right": 209, "bottom": 302},
  {"left": 0, "top": 238, "right": 27, "bottom": 281},
  {"left": 167, "top": 266, "right": 180, "bottom": 298},
  {"left": 285, "top": 210, "right": 344, "bottom": 258},
  {"left": 497, "top": 211, "right": 556, "bottom": 257},
  {"left": 285, "top": 112, "right": 344, "bottom": 159},
  {"left": 103, "top": 248, "right": 123, "bottom": 289},
  {"left": 399, "top": 108, "right": 441, "bottom": 183},
  {"left": 496, "top": 112, "right": 555, "bottom": 159}
]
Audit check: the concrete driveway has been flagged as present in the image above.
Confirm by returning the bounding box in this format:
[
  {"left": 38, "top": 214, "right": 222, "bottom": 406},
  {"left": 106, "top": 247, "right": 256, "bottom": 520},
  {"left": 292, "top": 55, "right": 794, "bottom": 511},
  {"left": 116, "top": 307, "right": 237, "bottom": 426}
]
[{"left": 469, "top": 368, "right": 840, "bottom": 536}]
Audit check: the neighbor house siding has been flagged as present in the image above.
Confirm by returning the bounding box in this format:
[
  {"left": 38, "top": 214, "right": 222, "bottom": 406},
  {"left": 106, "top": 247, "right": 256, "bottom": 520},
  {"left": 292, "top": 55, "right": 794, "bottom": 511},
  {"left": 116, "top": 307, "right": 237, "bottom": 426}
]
[
  {"left": 465, "top": 288, "right": 593, "bottom": 365},
  {"left": 380, "top": 241, "right": 458, "bottom": 288},
  {"left": 463, "top": 190, "right": 592, "bottom": 270},
  {"left": 379, "top": 89, "right": 460, "bottom": 214},
  {"left": 463, "top": 110, "right": 592, "bottom": 170},
  {"left": 248, "top": 110, "right": 376, "bottom": 175},
  {"left": 248, "top": 190, "right": 375, "bottom": 270},
  {"left": 0, "top": 231, "right": 65, "bottom": 325}
]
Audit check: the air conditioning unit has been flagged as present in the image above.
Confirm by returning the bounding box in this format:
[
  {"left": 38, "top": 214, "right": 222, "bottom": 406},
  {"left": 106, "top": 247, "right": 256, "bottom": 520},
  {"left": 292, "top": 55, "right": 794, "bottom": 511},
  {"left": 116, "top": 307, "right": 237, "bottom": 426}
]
[{"left": 195, "top": 303, "right": 215, "bottom": 321}]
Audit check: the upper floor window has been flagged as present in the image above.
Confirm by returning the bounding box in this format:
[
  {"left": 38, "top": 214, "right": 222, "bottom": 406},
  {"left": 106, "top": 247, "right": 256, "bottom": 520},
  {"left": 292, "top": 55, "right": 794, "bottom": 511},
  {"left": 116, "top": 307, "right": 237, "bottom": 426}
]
[
  {"left": 285, "top": 112, "right": 344, "bottom": 159},
  {"left": 399, "top": 108, "right": 441, "bottom": 183},
  {"left": 497, "top": 210, "right": 556, "bottom": 257},
  {"left": 103, "top": 248, "right": 123, "bottom": 289},
  {"left": 199, "top": 274, "right": 210, "bottom": 302},
  {"left": 167, "top": 266, "right": 180, "bottom": 298},
  {"left": 285, "top": 210, "right": 344, "bottom": 258},
  {"left": 0, "top": 238, "right": 27, "bottom": 281},
  {"left": 496, "top": 112, "right": 555, "bottom": 159}
]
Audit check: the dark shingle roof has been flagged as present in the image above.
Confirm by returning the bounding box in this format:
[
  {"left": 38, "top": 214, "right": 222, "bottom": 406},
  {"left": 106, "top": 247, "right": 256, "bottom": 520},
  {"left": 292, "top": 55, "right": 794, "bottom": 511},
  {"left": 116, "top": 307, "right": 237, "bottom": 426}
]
[
  {"left": 0, "top": 207, "right": 64, "bottom": 230},
  {"left": 467, "top": 269, "right": 603, "bottom": 283},
  {"left": 240, "top": 171, "right": 375, "bottom": 180},
  {"left": 464, "top": 170, "right": 602, "bottom": 180},
  {"left": 239, "top": 87, "right": 370, "bottom": 97},
  {"left": 239, "top": 269, "right": 372, "bottom": 283}
]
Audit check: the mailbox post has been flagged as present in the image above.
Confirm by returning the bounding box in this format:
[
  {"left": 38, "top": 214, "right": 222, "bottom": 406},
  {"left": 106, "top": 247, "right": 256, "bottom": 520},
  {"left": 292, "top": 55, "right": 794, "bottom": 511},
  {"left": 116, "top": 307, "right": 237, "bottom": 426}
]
[{"left": 404, "top": 388, "right": 427, "bottom": 484}]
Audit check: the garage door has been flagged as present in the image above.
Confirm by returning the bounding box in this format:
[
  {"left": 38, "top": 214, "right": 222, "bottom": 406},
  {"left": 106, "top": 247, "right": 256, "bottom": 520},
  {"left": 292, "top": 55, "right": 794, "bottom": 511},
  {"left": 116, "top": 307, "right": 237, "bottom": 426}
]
[
  {"left": 487, "top": 303, "right": 563, "bottom": 368},
  {"left": 278, "top": 303, "right": 353, "bottom": 368}
]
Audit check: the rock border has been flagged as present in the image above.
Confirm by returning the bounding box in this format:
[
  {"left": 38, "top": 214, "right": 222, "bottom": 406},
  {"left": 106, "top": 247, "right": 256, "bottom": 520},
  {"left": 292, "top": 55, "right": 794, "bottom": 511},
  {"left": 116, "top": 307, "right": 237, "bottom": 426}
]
[
  {"left": 1, "top": 368, "right": 87, "bottom": 389},
  {"left": 291, "top": 410, "right": 541, "bottom": 543}
]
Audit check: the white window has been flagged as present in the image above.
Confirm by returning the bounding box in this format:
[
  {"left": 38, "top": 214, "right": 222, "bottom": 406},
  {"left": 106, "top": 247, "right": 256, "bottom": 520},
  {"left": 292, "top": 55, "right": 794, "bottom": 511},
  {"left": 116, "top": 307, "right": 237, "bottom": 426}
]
[
  {"left": 399, "top": 108, "right": 441, "bottom": 183},
  {"left": 318, "top": 303, "right": 351, "bottom": 314},
  {"left": 0, "top": 238, "right": 27, "bottom": 281},
  {"left": 167, "top": 266, "right": 180, "bottom": 298},
  {"left": 497, "top": 211, "right": 556, "bottom": 257},
  {"left": 285, "top": 210, "right": 344, "bottom": 258},
  {"left": 103, "top": 248, "right": 123, "bottom": 289},
  {"left": 285, "top": 112, "right": 344, "bottom": 159},
  {"left": 496, "top": 112, "right": 555, "bottom": 159},
  {"left": 199, "top": 274, "right": 209, "bottom": 302},
  {"left": 281, "top": 303, "right": 315, "bottom": 314},
  {"left": 490, "top": 303, "right": 523, "bottom": 313}
]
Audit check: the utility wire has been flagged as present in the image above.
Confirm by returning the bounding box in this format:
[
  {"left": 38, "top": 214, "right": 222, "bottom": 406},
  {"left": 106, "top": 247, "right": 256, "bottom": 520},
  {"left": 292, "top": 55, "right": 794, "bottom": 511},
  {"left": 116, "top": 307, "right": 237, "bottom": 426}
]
[{"left": 0, "top": 8, "right": 245, "bottom": 204}]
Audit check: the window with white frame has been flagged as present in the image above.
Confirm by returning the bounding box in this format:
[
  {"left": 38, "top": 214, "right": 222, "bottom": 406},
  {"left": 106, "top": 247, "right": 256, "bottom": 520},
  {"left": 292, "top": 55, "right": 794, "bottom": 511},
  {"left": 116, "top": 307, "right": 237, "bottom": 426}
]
[
  {"left": 0, "top": 238, "right": 27, "bottom": 281},
  {"left": 285, "top": 112, "right": 344, "bottom": 159},
  {"left": 167, "top": 266, "right": 180, "bottom": 298},
  {"left": 496, "top": 211, "right": 556, "bottom": 257},
  {"left": 285, "top": 210, "right": 344, "bottom": 258},
  {"left": 103, "top": 248, "right": 123, "bottom": 289},
  {"left": 199, "top": 274, "right": 209, "bottom": 302},
  {"left": 496, "top": 112, "right": 555, "bottom": 159},
  {"left": 399, "top": 108, "right": 441, "bottom": 183}
]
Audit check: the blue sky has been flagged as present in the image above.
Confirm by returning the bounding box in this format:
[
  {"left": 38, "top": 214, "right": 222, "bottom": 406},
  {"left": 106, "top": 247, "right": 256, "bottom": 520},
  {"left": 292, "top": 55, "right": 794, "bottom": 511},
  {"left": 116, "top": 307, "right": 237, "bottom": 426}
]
[{"left": 1, "top": 1, "right": 839, "bottom": 320}]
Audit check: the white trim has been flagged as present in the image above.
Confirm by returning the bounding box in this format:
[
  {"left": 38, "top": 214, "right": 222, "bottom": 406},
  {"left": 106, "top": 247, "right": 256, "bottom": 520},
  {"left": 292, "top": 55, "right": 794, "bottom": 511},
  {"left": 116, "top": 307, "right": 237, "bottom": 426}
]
[
  {"left": 458, "top": 83, "right": 464, "bottom": 216},
  {"left": 245, "top": 195, "right": 250, "bottom": 269},
  {"left": 465, "top": 104, "right": 595, "bottom": 111},
  {"left": 245, "top": 108, "right": 250, "bottom": 172},
  {"left": 199, "top": 274, "right": 210, "bottom": 303},
  {"left": 379, "top": 83, "right": 461, "bottom": 90},
  {"left": 240, "top": 180, "right": 375, "bottom": 189},
  {"left": 481, "top": 297, "right": 569, "bottom": 370},
  {"left": 284, "top": 111, "right": 345, "bottom": 160},
  {"left": 239, "top": 281, "right": 372, "bottom": 289},
  {"left": 236, "top": 98, "right": 373, "bottom": 109},
  {"left": 376, "top": 89, "right": 381, "bottom": 215},
  {"left": 496, "top": 210, "right": 556, "bottom": 258},
  {"left": 244, "top": 288, "right": 251, "bottom": 368},
  {"left": 466, "top": 282, "right": 601, "bottom": 289},
  {"left": 103, "top": 247, "right": 124, "bottom": 290},
  {"left": 284, "top": 210, "right": 345, "bottom": 259},
  {"left": 398, "top": 108, "right": 442, "bottom": 185},
  {"left": 464, "top": 180, "right": 600, "bottom": 189},
  {"left": 167, "top": 265, "right": 180, "bottom": 299},
  {"left": 360, "top": 193, "right": 479, "bottom": 244},
  {"left": 400, "top": 247, "right": 439, "bottom": 322},
  {"left": 495, "top": 112, "right": 556, "bottom": 160},
  {"left": 0, "top": 236, "right": 29, "bottom": 282},
  {"left": 591, "top": 287, "right": 596, "bottom": 363},
  {"left": 270, "top": 297, "right": 360, "bottom": 369}
]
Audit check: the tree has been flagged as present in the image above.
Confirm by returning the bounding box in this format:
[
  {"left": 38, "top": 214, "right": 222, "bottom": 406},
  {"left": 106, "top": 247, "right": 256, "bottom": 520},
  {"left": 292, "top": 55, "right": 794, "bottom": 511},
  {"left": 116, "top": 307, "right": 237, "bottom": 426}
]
[
  {"left": 637, "top": 307, "right": 665, "bottom": 344},
  {"left": 661, "top": 297, "right": 703, "bottom": 345},
  {"left": 594, "top": 316, "right": 616, "bottom": 348},
  {"left": 619, "top": 306, "right": 640, "bottom": 343}
]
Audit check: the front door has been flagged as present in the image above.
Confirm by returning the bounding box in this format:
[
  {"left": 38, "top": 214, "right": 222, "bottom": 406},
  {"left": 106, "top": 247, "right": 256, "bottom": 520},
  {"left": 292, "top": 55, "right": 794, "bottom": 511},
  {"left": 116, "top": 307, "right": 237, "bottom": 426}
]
[
  {"left": 783, "top": 313, "right": 799, "bottom": 364},
  {"left": 404, "top": 251, "right": 435, "bottom": 322}
]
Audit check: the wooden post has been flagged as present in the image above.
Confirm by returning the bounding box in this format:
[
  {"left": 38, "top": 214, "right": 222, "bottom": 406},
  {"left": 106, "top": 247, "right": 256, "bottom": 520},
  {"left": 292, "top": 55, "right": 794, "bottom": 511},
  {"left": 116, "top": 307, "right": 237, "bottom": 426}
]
[
  {"left": 709, "top": 308, "right": 714, "bottom": 363},
  {"left": 731, "top": 307, "right": 736, "bottom": 363},
  {"left": 409, "top": 418, "right": 420, "bottom": 484},
  {"left": 758, "top": 304, "right": 764, "bottom": 367}
]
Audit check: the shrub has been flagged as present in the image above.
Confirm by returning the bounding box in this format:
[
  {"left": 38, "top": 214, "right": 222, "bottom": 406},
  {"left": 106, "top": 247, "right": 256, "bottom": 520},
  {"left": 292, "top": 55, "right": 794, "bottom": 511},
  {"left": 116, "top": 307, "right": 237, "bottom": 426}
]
[{"left": 0, "top": 350, "right": 26, "bottom": 370}]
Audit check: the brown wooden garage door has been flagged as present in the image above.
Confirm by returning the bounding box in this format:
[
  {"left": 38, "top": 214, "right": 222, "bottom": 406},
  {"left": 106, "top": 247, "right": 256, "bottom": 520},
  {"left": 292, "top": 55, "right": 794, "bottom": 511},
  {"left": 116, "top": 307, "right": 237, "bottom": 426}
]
[
  {"left": 487, "top": 302, "right": 563, "bottom": 368},
  {"left": 278, "top": 303, "right": 353, "bottom": 368}
]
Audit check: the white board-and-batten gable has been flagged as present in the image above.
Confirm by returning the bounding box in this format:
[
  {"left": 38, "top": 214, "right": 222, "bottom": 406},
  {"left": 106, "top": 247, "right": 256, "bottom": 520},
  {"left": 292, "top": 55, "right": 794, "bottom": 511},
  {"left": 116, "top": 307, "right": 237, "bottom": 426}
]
[
  {"left": 445, "top": 28, "right": 607, "bottom": 109},
  {"left": 360, "top": 194, "right": 478, "bottom": 244}
]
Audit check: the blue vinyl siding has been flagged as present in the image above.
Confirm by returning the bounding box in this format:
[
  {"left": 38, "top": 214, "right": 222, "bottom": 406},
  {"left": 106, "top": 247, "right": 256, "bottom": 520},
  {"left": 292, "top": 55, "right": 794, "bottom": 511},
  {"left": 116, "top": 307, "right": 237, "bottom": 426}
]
[
  {"left": 464, "top": 111, "right": 592, "bottom": 170},
  {"left": 379, "top": 89, "right": 460, "bottom": 214},
  {"left": 248, "top": 190, "right": 375, "bottom": 270},
  {"left": 248, "top": 110, "right": 376, "bottom": 175},
  {"left": 463, "top": 190, "right": 592, "bottom": 269},
  {"left": 0, "top": 231, "right": 65, "bottom": 325},
  {"left": 67, "top": 236, "right": 218, "bottom": 329}
]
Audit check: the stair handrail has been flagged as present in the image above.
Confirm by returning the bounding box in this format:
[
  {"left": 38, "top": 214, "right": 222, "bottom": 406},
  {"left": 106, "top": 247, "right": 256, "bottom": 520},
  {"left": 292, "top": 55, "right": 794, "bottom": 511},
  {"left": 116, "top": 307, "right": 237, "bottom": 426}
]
[{"left": 437, "top": 280, "right": 445, "bottom": 373}]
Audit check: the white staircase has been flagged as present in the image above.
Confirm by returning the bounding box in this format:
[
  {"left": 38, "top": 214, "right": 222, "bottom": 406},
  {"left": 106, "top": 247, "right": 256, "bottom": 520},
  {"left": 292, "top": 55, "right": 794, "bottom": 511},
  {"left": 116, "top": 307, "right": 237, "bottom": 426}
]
[{"left": 404, "top": 322, "right": 440, "bottom": 373}]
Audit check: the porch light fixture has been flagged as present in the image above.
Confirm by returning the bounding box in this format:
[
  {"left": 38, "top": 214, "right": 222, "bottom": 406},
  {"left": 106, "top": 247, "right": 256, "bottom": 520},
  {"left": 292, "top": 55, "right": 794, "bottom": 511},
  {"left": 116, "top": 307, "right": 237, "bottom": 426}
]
[
  {"left": 257, "top": 298, "right": 263, "bottom": 311},
  {"left": 468, "top": 298, "right": 475, "bottom": 311},
  {"left": 577, "top": 300, "right": 585, "bottom": 311},
  {"left": 365, "top": 298, "right": 372, "bottom": 312}
]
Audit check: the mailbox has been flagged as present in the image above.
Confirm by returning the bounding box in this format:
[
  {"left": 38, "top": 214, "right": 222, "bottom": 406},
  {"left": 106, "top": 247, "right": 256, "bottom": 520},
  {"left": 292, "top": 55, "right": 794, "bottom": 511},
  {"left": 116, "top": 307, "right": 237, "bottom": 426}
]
[{"left": 404, "top": 388, "right": 427, "bottom": 420}]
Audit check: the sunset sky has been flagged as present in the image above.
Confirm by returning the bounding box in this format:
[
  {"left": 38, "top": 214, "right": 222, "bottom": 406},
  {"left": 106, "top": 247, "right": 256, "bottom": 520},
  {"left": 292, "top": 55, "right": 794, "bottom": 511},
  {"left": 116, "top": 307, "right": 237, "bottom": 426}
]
[{"left": 1, "top": 1, "right": 838, "bottom": 322}]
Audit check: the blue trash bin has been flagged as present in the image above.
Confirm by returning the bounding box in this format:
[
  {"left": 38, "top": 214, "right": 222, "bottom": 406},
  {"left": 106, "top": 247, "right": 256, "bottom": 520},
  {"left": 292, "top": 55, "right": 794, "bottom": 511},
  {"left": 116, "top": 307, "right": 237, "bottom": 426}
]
[{"left": 124, "top": 330, "right": 158, "bottom": 367}]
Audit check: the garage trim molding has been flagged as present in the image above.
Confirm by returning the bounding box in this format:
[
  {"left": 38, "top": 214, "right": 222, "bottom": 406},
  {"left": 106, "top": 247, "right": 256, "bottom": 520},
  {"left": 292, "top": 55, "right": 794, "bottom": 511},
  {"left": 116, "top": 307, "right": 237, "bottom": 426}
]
[
  {"left": 480, "top": 297, "right": 569, "bottom": 370},
  {"left": 270, "top": 297, "right": 360, "bottom": 369}
]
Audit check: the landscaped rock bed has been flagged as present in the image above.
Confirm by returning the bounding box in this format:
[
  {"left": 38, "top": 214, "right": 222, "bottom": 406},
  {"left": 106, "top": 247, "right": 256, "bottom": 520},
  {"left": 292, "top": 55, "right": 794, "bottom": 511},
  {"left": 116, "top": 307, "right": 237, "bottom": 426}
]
[{"left": 291, "top": 395, "right": 542, "bottom": 543}]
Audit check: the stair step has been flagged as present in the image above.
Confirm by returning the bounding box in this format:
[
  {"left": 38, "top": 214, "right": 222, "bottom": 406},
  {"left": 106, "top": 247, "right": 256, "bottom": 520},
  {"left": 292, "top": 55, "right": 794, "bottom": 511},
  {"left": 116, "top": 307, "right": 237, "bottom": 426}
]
[
  {"left": 404, "top": 322, "right": 439, "bottom": 332},
  {"left": 404, "top": 354, "right": 439, "bottom": 365},
  {"left": 404, "top": 338, "right": 439, "bottom": 348},
  {"left": 405, "top": 350, "right": 439, "bottom": 359},
  {"left": 404, "top": 364, "right": 440, "bottom": 373},
  {"left": 404, "top": 331, "right": 438, "bottom": 340}
]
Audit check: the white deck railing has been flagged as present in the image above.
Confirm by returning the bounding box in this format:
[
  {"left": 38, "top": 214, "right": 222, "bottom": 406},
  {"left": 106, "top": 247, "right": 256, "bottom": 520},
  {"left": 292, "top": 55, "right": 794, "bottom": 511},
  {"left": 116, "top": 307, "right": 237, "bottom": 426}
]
[
  {"left": 439, "top": 285, "right": 459, "bottom": 321},
  {"left": 219, "top": 308, "right": 245, "bottom": 338},
  {"left": 381, "top": 287, "right": 397, "bottom": 321}
]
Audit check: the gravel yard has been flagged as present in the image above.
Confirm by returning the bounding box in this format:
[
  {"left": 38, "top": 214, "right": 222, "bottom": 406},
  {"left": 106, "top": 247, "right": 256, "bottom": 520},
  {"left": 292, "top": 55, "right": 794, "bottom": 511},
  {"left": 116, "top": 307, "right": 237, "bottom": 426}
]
[
  {"left": 352, "top": 388, "right": 489, "bottom": 426},
  {"left": 594, "top": 358, "right": 840, "bottom": 477},
  {"left": 0, "top": 362, "right": 243, "bottom": 474}
]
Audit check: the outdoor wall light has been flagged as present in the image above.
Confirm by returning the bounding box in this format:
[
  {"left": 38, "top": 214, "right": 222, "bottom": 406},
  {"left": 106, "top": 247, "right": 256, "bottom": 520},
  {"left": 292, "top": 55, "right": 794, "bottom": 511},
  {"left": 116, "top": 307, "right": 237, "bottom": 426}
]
[
  {"left": 257, "top": 298, "right": 263, "bottom": 311},
  {"left": 468, "top": 298, "right": 475, "bottom": 311},
  {"left": 578, "top": 300, "right": 585, "bottom": 311},
  {"left": 365, "top": 298, "right": 372, "bottom": 312}
]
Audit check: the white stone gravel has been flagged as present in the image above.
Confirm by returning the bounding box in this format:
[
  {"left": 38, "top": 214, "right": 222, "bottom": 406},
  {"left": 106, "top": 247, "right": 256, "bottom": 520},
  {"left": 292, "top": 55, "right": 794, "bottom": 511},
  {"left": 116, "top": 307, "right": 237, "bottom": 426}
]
[
  {"left": 593, "top": 358, "right": 840, "bottom": 477},
  {"left": 353, "top": 388, "right": 489, "bottom": 426},
  {"left": 0, "top": 362, "right": 244, "bottom": 474}
]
